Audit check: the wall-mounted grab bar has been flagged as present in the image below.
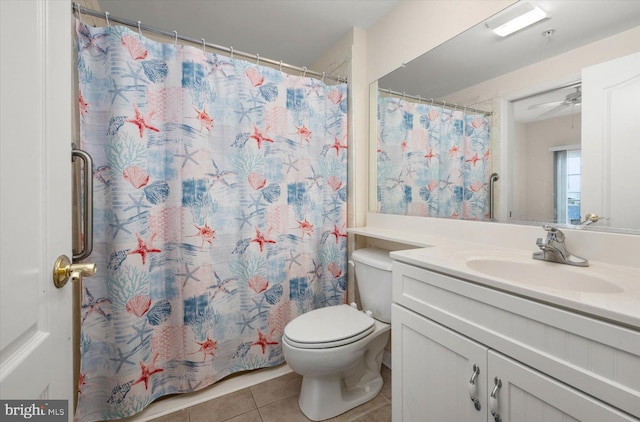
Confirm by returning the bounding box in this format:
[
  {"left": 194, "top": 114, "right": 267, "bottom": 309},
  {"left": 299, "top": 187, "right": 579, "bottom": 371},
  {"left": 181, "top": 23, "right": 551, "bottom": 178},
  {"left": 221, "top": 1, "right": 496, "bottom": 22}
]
[
  {"left": 72, "top": 147, "right": 93, "bottom": 262},
  {"left": 489, "top": 173, "right": 499, "bottom": 220}
]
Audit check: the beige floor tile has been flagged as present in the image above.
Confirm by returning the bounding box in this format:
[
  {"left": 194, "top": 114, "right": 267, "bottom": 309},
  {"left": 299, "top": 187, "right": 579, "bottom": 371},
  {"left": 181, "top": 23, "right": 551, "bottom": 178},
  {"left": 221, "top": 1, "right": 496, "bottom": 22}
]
[
  {"left": 380, "top": 365, "right": 392, "bottom": 401},
  {"left": 348, "top": 403, "right": 391, "bottom": 422},
  {"left": 190, "top": 388, "right": 257, "bottom": 422},
  {"left": 150, "top": 409, "right": 189, "bottom": 422},
  {"left": 258, "top": 394, "right": 312, "bottom": 422},
  {"left": 151, "top": 368, "right": 391, "bottom": 422},
  {"left": 222, "top": 409, "right": 263, "bottom": 422},
  {"left": 250, "top": 372, "right": 303, "bottom": 407},
  {"left": 327, "top": 394, "right": 389, "bottom": 422}
]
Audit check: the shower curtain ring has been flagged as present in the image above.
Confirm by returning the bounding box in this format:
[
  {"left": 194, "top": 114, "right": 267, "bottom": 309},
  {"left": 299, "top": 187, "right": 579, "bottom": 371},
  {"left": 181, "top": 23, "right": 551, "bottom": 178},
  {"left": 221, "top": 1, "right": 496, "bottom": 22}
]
[
  {"left": 321, "top": 72, "right": 325, "bottom": 83},
  {"left": 137, "top": 21, "right": 143, "bottom": 38},
  {"left": 279, "top": 60, "right": 283, "bottom": 72},
  {"left": 201, "top": 38, "right": 206, "bottom": 53},
  {"left": 230, "top": 47, "right": 234, "bottom": 60},
  {"left": 302, "top": 66, "right": 307, "bottom": 77},
  {"left": 430, "top": 98, "right": 434, "bottom": 107},
  {"left": 401, "top": 92, "right": 405, "bottom": 100},
  {"left": 105, "top": 11, "right": 110, "bottom": 27},
  {"left": 417, "top": 95, "right": 421, "bottom": 104},
  {"left": 73, "top": 3, "right": 80, "bottom": 18},
  {"left": 256, "top": 54, "right": 260, "bottom": 65},
  {"left": 173, "top": 30, "right": 178, "bottom": 46}
]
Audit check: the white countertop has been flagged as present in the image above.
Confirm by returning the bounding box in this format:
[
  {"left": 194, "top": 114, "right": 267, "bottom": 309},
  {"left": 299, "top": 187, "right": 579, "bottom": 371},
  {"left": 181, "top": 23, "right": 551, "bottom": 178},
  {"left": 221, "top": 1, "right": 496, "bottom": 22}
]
[{"left": 390, "top": 244, "right": 640, "bottom": 330}]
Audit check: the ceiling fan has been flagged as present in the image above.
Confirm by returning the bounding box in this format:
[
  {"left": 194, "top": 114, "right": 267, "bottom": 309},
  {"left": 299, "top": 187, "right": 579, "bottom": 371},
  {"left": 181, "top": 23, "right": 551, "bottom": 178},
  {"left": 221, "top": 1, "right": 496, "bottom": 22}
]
[{"left": 527, "top": 86, "right": 582, "bottom": 119}]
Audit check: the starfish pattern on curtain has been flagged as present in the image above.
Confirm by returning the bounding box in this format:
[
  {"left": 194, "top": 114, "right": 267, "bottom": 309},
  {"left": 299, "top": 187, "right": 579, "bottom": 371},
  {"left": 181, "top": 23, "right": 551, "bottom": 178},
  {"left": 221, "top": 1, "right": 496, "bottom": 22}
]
[
  {"left": 75, "top": 20, "right": 347, "bottom": 421},
  {"left": 377, "top": 95, "right": 491, "bottom": 219}
]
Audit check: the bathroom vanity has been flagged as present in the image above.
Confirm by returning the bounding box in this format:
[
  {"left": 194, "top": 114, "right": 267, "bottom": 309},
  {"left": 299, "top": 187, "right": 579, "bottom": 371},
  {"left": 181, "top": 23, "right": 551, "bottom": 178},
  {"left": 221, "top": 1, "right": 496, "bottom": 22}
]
[{"left": 390, "top": 247, "right": 640, "bottom": 422}]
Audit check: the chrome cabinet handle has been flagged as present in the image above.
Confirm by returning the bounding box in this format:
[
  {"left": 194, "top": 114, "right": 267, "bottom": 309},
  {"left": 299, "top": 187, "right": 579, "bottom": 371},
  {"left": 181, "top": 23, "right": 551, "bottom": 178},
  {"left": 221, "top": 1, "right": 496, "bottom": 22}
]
[
  {"left": 72, "top": 147, "right": 93, "bottom": 261},
  {"left": 468, "top": 364, "right": 481, "bottom": 411},
  {"left": 489, "top": 377, "right": 503, "bottom": 422}
]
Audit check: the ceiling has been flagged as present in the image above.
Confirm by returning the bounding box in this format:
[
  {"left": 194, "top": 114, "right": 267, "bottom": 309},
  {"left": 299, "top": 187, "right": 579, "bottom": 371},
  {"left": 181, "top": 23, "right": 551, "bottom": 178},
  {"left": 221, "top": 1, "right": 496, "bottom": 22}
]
[
  {"left": 379, "top": 0, "right": 640, "bottom": 121},
  {"left": 96, "top": 0, "right": 399, "bottom": 70}
]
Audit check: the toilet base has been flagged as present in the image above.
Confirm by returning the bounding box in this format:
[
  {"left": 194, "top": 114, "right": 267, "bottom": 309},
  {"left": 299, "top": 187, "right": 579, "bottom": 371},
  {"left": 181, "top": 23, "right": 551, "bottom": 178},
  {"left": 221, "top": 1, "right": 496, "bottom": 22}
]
[
  {"left": 294, "top": 329, "right": 389, "bottom": 421},
  {"left": 298, "top": 371, "right": 384, "bottom": 421}
]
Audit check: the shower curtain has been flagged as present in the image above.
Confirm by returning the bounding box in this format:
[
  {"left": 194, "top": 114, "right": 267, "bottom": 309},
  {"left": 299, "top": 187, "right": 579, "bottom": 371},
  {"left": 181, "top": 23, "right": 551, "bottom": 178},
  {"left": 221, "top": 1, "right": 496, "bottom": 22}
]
[
  {"left": 377, "top": 95, "right": 490, "bottom": 219},
  {"left": 76, "top": 20, "right": 347, "bottom": 421}
]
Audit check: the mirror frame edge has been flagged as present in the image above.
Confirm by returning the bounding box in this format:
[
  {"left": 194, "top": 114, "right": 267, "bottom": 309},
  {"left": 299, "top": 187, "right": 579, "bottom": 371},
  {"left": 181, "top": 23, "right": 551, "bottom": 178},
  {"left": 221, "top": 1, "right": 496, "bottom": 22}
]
[{"left": 368, "top": 80, "right": 378, "bottom": 213}]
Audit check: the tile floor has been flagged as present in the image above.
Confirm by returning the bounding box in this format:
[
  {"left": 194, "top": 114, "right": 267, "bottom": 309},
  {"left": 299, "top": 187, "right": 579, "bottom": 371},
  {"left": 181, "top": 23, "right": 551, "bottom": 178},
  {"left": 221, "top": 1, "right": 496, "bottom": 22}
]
[{"left": 152, "top": 366, "right": 391, "bottom": 422}]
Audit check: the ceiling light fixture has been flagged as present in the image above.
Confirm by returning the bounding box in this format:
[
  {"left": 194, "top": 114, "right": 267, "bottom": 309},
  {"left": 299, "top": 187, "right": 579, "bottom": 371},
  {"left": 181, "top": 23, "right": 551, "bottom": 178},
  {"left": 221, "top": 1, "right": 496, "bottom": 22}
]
[{"left": 486, "top": 2, "right": 548, "bottom": 37}]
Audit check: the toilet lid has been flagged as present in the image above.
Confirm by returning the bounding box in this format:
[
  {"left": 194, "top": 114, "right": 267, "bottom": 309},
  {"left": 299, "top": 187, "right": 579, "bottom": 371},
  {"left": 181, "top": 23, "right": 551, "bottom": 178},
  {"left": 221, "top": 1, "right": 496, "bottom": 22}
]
[{"left": 284, "top": 304, "right": 375, "bottom": 349}]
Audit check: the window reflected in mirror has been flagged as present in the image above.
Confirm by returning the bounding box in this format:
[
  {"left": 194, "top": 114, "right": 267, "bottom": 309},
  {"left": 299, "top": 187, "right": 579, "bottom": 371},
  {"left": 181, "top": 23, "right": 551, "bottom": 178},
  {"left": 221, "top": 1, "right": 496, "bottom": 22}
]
[{"left": 554, "top": 148, "right": 581, "bottom": 225}]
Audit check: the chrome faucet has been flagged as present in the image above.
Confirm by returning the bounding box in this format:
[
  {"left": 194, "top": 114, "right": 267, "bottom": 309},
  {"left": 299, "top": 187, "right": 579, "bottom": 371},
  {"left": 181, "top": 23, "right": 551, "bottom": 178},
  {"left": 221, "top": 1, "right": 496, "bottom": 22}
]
[{"left": 533, "top": 225, "right": 588, "bottom": 267}]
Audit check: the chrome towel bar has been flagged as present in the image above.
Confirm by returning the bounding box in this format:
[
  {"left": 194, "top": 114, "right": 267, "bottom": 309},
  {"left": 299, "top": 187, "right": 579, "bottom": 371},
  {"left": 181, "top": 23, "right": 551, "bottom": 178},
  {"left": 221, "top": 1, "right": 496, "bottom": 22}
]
[{"left": 489, "top": 172, "right": 499, "bottom": 220}]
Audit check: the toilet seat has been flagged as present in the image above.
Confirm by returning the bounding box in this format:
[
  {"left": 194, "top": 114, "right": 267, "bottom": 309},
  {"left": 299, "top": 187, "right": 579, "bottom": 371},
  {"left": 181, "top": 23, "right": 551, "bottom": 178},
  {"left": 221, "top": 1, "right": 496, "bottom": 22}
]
[{"left": 284, "top": 304, "right": 375, "bottom": 349}]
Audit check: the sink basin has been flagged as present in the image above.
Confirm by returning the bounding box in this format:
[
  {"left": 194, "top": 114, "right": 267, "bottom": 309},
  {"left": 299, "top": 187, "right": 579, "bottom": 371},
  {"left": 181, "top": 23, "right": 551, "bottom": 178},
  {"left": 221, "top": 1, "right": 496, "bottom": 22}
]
[{"left": 465, "top": 258, "right": 624, "bottom": 294}]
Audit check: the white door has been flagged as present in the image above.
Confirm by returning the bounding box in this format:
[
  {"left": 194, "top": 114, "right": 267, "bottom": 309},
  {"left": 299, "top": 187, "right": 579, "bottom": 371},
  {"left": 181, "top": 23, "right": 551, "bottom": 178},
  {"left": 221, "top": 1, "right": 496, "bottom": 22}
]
[
  {"left": 392, "top": 304, "right": 487, "bottom": 422},
  {"left": 0, "top": 0, "right": 73, "bottom": 415},
  {"left": 581, "top": 51, "right": 640, "bottom": 230},
  {"left": 487, "top": 351, "right": 635, "bottom": 422}
]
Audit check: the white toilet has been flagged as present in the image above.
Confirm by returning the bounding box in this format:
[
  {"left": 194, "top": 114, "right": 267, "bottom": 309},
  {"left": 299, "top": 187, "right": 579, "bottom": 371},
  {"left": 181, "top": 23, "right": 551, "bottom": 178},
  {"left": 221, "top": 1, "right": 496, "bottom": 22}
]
[{"left": 282, "top": 248, "right": 392, "bottom": 421}]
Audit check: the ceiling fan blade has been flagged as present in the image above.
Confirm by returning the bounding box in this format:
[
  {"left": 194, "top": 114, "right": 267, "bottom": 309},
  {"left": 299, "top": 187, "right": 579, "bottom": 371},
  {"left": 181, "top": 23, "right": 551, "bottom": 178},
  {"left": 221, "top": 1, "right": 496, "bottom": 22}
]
[
  {"left": 536, "top": 103, "right": 569, "bottom": 119},
  {"left": 528, "top": 100, "right": 564, "bottom": 110}
]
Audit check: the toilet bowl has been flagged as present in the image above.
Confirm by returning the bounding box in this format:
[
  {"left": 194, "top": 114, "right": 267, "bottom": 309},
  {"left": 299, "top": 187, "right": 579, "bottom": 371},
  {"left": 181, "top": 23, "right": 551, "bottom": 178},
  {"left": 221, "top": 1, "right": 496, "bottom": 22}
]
[{"left": 282, "top": 248, "right": 392, "bottom": 421}]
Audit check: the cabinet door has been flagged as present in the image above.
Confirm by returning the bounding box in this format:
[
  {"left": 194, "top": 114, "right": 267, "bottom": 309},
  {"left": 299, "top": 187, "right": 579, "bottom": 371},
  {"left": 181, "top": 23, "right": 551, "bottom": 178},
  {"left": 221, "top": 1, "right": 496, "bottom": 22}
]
[
  {"left": 487, "top": 351, "right": 636, "bottom": 422},
  {"left": 392, "top": 304, "right": 487, "bottom": 422}
]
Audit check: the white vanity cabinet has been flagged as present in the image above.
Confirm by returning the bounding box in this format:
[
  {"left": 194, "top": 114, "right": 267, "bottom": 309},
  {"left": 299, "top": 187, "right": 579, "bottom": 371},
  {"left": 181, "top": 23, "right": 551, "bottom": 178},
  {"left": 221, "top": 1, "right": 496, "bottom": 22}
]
[
  {"left": 391, "top": 260, "right": 640, "bottom": 422},
  {"left": 392, "top": 304, "right": 487, "bottom": 421}
]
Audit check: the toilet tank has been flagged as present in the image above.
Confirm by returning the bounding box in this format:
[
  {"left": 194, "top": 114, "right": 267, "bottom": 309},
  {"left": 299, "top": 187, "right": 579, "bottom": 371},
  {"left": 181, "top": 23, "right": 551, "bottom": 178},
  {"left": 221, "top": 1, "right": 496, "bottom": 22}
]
[{"left": 351, "top": 248, "right": 392, "bottom": 323}]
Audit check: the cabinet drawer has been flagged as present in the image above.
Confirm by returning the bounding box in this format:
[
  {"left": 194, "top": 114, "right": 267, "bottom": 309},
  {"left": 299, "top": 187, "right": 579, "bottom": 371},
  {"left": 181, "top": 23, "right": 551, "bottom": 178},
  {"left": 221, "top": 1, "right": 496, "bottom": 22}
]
[{"left": 393, "top": 260, "right": 640, "bottom": 418}]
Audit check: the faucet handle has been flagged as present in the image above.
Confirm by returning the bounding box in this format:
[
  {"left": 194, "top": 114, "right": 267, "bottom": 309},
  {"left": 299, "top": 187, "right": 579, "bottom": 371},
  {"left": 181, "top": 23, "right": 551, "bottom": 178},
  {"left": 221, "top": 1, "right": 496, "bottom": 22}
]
[{"left": 541, "top": 224, "right": 564, "bottom": 242}]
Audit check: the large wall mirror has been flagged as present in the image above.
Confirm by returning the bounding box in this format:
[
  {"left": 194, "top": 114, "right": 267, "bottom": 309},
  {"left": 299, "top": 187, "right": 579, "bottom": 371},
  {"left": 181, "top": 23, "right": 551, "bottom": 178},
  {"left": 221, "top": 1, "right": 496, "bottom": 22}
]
[{"left": 373, "top": 0, "right": 640, "bottom": 233}]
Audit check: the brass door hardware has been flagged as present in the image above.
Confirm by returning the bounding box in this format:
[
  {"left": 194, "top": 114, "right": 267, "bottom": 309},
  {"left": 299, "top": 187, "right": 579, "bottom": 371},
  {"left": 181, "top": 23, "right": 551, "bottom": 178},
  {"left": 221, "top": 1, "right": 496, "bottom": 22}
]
[{"left": 52, "top": 255, "right": 96, "bottom": 288}]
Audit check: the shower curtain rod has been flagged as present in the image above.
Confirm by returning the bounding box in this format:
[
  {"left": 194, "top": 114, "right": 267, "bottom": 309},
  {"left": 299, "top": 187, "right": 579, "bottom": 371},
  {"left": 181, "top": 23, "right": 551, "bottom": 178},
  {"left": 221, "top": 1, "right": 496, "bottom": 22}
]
[
  {"left": 378, "top": 87, "right": 492, "bottom": 116},
  {"left": 72, "top": 3, "right": 347, "bottom": 84}
]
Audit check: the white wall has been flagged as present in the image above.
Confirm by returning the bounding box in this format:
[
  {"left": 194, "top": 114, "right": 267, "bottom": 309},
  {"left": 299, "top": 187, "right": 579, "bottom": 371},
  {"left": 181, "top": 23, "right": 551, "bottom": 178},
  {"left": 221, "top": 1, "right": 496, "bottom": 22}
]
[{"left": 511, "top": 121, "right": 527, "bottom": 221}]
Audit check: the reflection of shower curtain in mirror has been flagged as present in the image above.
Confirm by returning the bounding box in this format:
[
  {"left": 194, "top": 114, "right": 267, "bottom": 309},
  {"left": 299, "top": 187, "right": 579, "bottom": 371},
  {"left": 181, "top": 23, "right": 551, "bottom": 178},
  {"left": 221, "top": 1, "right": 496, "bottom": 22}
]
[
  {"left": 76, "top": 20, "right": 347, "bottom": 421},
  {"left": 377, "top": 96, "right": 491, "bottom": 219}
]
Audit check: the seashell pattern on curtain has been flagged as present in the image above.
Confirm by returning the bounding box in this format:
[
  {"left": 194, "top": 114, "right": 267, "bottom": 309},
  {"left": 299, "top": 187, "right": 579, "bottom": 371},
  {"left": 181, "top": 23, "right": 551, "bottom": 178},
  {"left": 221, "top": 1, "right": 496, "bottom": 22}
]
[
  {"left": 75, "top": 20, "right": 347, "bottom": 421},
  {"left": 377, "top": 95, "right": 491, "bottom": 219}
]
